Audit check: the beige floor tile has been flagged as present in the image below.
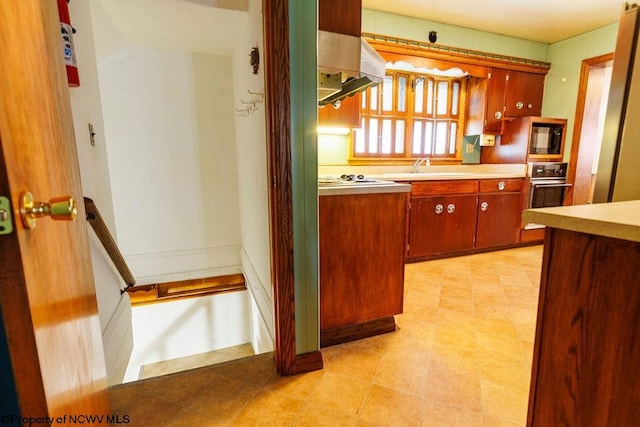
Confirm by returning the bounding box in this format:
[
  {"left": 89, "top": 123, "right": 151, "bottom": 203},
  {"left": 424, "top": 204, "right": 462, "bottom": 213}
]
[
  {"left": 307, "top": 371, "right": 371, "bottom": 416},
  {"left": 264, "top": 368, "right": 325, "bottom": 399},
  {"left": 424, "top": 363, "right": 483, "bottom": 412},
  {"left": 422, "top": 399, "right": 483, "bottom": 427},
  {"left": 482, "top": 379, "right": 530, "bottom": 425},
  {"left": 478, "top": 358, "right": 531, "bottom": 391},
  {"left": 231, "top": 388, "right": 306, "bottom": 426},
  {"left": 293, "top": 402, "right": 357, "bottom": 426},
  {"left": 110, "top": 394, "right": 183, "bottom": 427},
  {"left": 185, "top": 375, "right": 260, "bottom": 422},
  {"left": 483, "top": 415, "right": 525, "bottom": 427},
  {"left": 359, "top": 384, "right": 424, "bottom": 426},
  {"left": 165, "top": 409, "right": 224, "bottom": 427},
  {"left": 322, "top": 346, "right": 382, "bottom": 381},
  {"left": 373, "top": 351, "right": 430, "bottom": 396}
]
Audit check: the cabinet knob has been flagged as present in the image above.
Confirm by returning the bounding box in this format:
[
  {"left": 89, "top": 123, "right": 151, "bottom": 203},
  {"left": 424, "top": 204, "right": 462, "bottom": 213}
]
[
  {"left": 498, "top": 181, "right": 506, "bottom": 191},
  {"left": 435, "top": 204, "right": 444, "bottom": 215},
  {"left": 527, "top": 103, "right": 533, "bottom": 109},
  {"left": 480, "top": 201, "right": 489, "bottom": 211},
  {"left": 516, "top": 102, "right": 524, "bottom": 109},
  {"left": 494, "top": 111, "right": 502, "bottom": 120},
  {"left": 447, "top": 204, "right": 455, "bottom": 214}
]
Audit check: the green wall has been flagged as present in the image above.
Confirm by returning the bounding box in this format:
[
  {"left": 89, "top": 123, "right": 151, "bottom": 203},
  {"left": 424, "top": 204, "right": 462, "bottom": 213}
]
[
  {"left": 290, "top": 0, "right": 319, "bottom": 354},
  {"left": 362, "top": 9, "right": 549, "bottom": 61},
  {"left": 542, "top": 24, "right": 618, "bottom": 160}
]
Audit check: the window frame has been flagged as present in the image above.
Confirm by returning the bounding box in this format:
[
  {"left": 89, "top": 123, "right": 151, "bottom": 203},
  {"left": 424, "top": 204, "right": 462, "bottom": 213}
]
[{"left": 352, "top": 70, "right": 466, "bottom": 161}]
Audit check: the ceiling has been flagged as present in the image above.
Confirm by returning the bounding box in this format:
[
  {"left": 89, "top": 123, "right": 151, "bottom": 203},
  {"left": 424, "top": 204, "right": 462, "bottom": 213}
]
[
  {"left": 362, "top": 0, "right": 622, "bottom": 44},
  {"left": 96, "top": 0, "right": 623, "bottom": 56}
]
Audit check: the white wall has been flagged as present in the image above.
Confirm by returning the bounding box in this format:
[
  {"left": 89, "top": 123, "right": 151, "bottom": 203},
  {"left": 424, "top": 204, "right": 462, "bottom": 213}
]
[
  {"left": 123, "top": 291, "right": 251, "bottom": 382},
  {"left": 97, "top": 46, "right": 242, "bottom": 283},
  {"left": 68, "top": 0, "right": 132, "bottom": 385},
  {"left": 232, "top": 0, "right": 274, "bottom": 353}
]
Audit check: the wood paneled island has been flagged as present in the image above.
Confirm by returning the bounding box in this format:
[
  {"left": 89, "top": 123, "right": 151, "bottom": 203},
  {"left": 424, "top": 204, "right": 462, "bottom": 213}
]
[{"left": 523, "top": 201, "right": 640, "bottom": 426}]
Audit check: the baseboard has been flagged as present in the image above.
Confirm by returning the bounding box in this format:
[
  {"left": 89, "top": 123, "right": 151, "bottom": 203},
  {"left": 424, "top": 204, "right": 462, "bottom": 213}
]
[
  {"left": 101, "top": 294, "right": 133, "bottom": 385},
  {"left": 320, "top": 316, "right": 397, "bottom": 348},
  {"left": 241, "top": 248, "right": 274, "bottom": 343}
]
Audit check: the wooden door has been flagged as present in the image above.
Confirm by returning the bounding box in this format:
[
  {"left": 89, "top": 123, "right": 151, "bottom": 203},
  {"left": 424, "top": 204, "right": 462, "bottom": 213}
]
[
  {"left": 476, "top": 193, "right": 521, "bottom": 248},
  {"left": 0, "top": 0, "right": 110, "bottom": 420},
  {"left": 484, "top": 68, "right": 508, "bottom": 133},
  {"left": 505, "top": 71, "right": 545, "bottom": 118}
]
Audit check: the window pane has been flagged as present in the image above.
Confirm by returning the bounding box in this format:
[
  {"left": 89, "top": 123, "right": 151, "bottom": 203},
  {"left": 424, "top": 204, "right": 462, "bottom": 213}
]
[
  {"left": 451, "top": 81, "right": 460, "bottom": 115},
  {"left": 397, "top": 76, "right": 406, "bottom": 112},
  {"left": 414, "top": 78, "right": 424, "bottom": 113},
  {"left": 412, "top": 121, "right": 422, "bottom": 154},
  {"left": 362, "top": 90, "right": 367, "bottom": 109},
  {"left": 382, "top": 76, "right": 393, "bottom": 111},
  {"left": 435, "top": 121, "right": 447, "bottom": 154},
  {"left": 370, "top": 85, "right": 378, "bottom": 111},
  {"left": 369, "top": 118, "right": 379, "bottom": 153},
  {"left": 425, "top": 122, "right": 433, "bottom": 154},
  {"left": 426, "top": 80, "right": 433, "bottom": 115},
  {"left": 437, "top": 81, "right": 449, "bottom": 115},
  {"left": 381, "top": 119, "right": 392, "bottom": 154},
  {"left": 395, "top": 120, "right": 405, "bottom": 153},
  {"left": 354, "top": 119, "right": 365, "bottom": 153},
  {"left": 449, "top": 122, "right": 457, "bottom": 154}
]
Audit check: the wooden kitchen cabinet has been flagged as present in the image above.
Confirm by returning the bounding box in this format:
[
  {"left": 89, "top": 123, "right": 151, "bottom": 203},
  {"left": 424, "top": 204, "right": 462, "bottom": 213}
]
[
  {"left": 465, "top": 68, "right": 546, "bottom": 136},
  {"left": 319, "top": 191, "right": 406, "bottom": 346},
  {"left": 476, "top": 178, "right": 523, "bottom": 248},
  {"left": 319, "top": 0, "right": 361, "bottom": 36},
  {"left": 504, "top": 70, "right": 545, "bottom": 118},
  {"left": 408, "top": 181, "right": 479, "bottom": 258},
  {"left": 318, "top": 93, "right": 361, "bottom": 128}
]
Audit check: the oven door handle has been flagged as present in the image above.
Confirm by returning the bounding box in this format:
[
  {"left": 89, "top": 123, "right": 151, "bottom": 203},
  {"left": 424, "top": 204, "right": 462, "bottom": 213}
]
[{"left": 531, "top": 182, "right": 573, "bottom": 188}]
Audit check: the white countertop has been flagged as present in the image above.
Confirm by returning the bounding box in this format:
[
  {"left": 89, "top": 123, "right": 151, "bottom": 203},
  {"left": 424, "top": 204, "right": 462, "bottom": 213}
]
[
  {"left": 522, "top": 200, "right": 640, "bottom": 243},
  {"left": 318, "top": 182, "right": 411, "bottom": 196},
  {"left": 318, "top": 164, "right": 527, "bottom": 182}
]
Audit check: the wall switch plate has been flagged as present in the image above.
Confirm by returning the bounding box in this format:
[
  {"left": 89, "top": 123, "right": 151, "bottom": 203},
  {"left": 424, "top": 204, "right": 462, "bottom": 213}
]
[{"left": 480, "top": 134, "right": 495, "bottom": 146}]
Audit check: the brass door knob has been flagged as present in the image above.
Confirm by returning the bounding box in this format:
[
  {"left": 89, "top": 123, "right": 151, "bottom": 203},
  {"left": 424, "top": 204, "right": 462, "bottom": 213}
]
[{"left": 20, "top": 192, "right": 77, "bottom": 229}]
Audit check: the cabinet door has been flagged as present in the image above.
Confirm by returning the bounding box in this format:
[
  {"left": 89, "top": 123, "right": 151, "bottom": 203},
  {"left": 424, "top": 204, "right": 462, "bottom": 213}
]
[
  {"left": 504, "top": 71, "right": 545, "bottom": 117},
  {"left": 409, "top": 194, "right": 478, "bottom": 257},
  {"left": 476, "top": 193, "right": 521, "bottom": 248},
  {"left": 318, "top": 94, "right": 361, "bottom": 128},
  {"left": 484, "top": 68, "right": 508, "bottom": 133}
]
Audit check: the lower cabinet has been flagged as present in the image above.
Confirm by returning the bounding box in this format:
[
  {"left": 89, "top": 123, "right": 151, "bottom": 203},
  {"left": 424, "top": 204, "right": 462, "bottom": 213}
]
[
  {"left": 476, "top": 179, "right": 523, "bottom": 249},
  {"left": 409, "top": 194, "right": 477, "bottom": 258},
  {"left": 319, "top": 191, "right": 406, "bottom": 347},
  {"left": 407, "top": 178, "right": 524, "bottom": 260}
]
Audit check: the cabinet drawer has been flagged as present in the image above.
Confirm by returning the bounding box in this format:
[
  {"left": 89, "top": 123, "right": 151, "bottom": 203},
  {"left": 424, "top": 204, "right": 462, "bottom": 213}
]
[
  {"left": 479, "top": 178, "right": 523, "bottom": 193},
  {"left": 411, "top": 180, "right": 479, "bottom": 196}
]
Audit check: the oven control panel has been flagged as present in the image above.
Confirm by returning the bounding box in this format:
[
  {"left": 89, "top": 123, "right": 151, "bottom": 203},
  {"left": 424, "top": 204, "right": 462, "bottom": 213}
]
[{"left": 529, "top": 162, "right": 568, "bottom": 179}]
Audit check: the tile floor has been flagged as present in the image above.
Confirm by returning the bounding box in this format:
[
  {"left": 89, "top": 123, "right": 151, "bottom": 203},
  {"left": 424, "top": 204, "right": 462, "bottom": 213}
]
[{"left": 109, "top": 245, "right": 543, "bottom": 426}]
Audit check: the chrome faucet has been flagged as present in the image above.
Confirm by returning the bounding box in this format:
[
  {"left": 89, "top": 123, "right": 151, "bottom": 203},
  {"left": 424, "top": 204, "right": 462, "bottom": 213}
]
[{"left": 412, "top": 157, "right": 430, "bottom": 173}]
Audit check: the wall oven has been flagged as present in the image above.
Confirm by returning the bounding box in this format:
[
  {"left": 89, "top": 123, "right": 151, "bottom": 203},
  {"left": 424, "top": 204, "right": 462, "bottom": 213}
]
[{"left": 525, "top": 162, "right": 571, "bottom": 229}]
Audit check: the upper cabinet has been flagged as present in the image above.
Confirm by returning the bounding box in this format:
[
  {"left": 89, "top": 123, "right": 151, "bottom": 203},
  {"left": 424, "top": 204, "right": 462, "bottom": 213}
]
[
  {"left": 504, "top": 70, "right": 545, "bottom": 118},
  {"left": 318, "top": 93, "right": 361, "bottom": 127},
  {"left": 465, "top": 68, "right": 547, "bottom": 136},
  {"left": 318, "top": 0, "right": 361, "bottom": 36}
]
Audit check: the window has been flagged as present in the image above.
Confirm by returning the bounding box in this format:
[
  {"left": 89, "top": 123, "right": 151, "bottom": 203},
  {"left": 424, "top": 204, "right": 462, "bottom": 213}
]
[{"left": 353, "top": 70, "right": 464, "bottom": 160}]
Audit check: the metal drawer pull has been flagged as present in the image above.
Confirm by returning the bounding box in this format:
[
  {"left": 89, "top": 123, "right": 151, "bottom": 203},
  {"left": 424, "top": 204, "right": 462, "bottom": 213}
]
[
  {"left": 447, "top": 204, "right": 455, "bottom": 214},
  {"left": 480, "top": 201, "right": 489, "bottom": 211},
  {"left": 435, "top": 204, "right": 444, "bottom": 214},
  {"left": 498, "top": 181, "right": 506, "bottom": 191}
]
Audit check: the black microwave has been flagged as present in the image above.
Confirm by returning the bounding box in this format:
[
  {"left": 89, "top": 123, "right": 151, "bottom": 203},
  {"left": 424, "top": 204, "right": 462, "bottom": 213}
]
[{"left": 529, "top": 123, "right": 563, "bottom": 155}]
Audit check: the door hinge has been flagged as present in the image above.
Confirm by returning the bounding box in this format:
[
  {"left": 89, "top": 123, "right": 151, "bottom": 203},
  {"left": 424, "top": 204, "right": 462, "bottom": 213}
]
[{"left": 0, "top": 196, "right": 14, "bottom": 235}]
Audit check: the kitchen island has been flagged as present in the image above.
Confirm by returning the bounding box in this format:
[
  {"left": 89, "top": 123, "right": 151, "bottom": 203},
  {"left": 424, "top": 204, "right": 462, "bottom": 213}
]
[
  {"left": 522, "top": 200, "right": 640, "bottom": 426},
  {"left": 318, "top": 181, "right": 410, "bottom": 347}
]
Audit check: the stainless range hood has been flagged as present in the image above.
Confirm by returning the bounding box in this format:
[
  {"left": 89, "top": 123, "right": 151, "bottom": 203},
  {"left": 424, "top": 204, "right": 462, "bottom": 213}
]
[{"left": 318, "top": 30, "right": 386, "bottom": 106}]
